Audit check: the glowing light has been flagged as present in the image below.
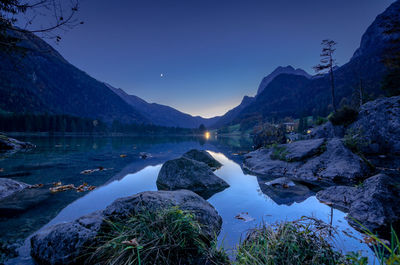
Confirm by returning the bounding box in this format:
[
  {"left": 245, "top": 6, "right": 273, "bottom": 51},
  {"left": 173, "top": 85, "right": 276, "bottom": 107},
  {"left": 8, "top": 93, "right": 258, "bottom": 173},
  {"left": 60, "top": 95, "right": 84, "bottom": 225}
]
[
  {"left": 160, "top": 73, "right": 164, "bottom": 77},
  {"left": 307, "top": 129, "right": 311, "bottom": 134},
  {"left": 204, "top": 131, "right": 210, "bottom": 140}
]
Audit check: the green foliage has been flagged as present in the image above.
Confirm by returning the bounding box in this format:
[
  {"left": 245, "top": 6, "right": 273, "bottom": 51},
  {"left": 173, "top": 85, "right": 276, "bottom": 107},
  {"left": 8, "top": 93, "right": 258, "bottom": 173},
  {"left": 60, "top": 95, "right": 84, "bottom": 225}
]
[
  {"left": 91, "top": 206, "right": 229, "bottom": 265},
  {"left": 347, "top": 220, "right": 400, "bottom": 265},
  {"left": 329, "top": 106, "right": 359, "bottom": 126},
  {"left": 270, "top": 145, "right": 288, "bottom": 161},
  {"left": 253, "top": 123, "right": 286, "bottom": 149},
  {"left": 315, "top": 116, "right": 328, "bottom": 126},
  {"left": 298, "top": 117, "right": 309, "bottom": 134},
  {"left": 345, "top": 251, "right": 369, "bottom": 265},
  {"left": 235, "top": 218, "right": 347, "bottom": 265},
  {"left": 343, "top": 128, "right": 369, "bottom": 154}
]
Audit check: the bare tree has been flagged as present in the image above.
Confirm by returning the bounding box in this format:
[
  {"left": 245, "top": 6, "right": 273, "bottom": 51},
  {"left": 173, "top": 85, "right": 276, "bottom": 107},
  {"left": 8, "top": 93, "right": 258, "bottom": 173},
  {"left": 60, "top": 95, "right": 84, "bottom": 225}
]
[
  {"left": 0, "top": 0, "right": 82, "bottom": 51},
  {"left": 314, "top": 39, "right": 338, "bottom": 113}
]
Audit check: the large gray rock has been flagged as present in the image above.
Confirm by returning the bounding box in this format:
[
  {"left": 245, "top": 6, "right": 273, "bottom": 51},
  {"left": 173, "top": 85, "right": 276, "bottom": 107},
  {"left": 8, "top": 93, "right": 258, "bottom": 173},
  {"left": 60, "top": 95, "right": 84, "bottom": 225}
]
[
  {"left": 293, "top": 138, "right": 370, "bottom": 184},
  {"left": 309, "top": 121, "right": 344, "bottom": 139},
  {"left": 349, "top": 96, "right": 400, "bottom": 155},
  {"left": 317, "top": 174, "right": 400, "bottom": 235},
  {"left": 157, "top": 157, "right": 229, "bottom": 199},
  {"left": 182, "top": 149, "right": 222, "bottom": 170},
  {"left": 244, "top": 138, "right": 370, "bottom": 186},
  {"left": 0, "top": 135, "right": 35, "bottom": 152},
  {"left": 31, "top": 211, "right": 103, "bottom": 265},
  {"left": 283, "top": 138, "right": 325, "bottom": 162},
  {"left": 31, "top": 190, "right": 222, "bottom": 265},
  {"left": 0, "top": 178, "right": 29, "bottom": 200}
]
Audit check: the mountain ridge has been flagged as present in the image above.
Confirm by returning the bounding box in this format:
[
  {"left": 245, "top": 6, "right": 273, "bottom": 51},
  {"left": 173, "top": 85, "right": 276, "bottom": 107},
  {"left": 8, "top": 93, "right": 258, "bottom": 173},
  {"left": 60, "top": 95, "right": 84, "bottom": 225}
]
[
  {"left": 0, "top": 30, "right": 220, "bottom": 128},
  {"left": 216, "top": 0, "right": 399, "bottom": 127},
  {"left": 107, "top": 84, "right": 220, "bottom": 128}
]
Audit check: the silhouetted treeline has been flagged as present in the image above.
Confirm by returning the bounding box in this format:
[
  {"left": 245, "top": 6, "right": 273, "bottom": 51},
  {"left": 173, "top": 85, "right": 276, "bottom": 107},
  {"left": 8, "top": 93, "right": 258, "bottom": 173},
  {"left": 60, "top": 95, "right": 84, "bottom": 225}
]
[
  {"left": 110, "top": 120, "right": 193, "bottom": 135},
  {"left": 0, "top": 113, "right": 197, "bottom": 135},
  {"left": 0, "top": 113, "right": 107, "bottom": 133}
]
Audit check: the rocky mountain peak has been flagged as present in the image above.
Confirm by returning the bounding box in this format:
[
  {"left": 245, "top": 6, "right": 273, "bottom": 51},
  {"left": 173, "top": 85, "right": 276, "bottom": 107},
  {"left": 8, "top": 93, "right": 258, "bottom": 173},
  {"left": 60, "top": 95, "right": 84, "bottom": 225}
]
[
  {"left": 256, "top": 65, "right": 311, "bottom": 95},
  {"left": 352, "top": 0, "right": 400, "bottom": 59}
]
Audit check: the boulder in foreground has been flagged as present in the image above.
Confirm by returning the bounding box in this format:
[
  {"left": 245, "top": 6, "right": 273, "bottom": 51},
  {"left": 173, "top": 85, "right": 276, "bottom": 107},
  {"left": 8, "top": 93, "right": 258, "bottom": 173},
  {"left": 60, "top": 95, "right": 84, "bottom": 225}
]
[{"left": 31, "top": 190, "right": 222, "bottom": 265}]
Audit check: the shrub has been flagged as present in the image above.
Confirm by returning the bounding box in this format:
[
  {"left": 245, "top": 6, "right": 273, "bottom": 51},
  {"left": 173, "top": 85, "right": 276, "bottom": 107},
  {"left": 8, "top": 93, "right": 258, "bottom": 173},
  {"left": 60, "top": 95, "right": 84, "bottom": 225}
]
[
  {"left": 315, "top": 116, "right": 328, "bottom": 126},
  {"left": 270, "top": 145, "right": 288, "bottom": 161},
  {"left": 91, "top": 206, "right": 229, "bottom": 265},
  {"left": 343, "top": 128, "right": 369, "bottom": 154},
  {"left": 235, "top": 218, "right": 347, "bottom": 265},
  {"left": 253, "top": 123, "right": 286, "bottom": 149},
  {"left": 329, "top": 106, "right": 359, "bottom": 126}
]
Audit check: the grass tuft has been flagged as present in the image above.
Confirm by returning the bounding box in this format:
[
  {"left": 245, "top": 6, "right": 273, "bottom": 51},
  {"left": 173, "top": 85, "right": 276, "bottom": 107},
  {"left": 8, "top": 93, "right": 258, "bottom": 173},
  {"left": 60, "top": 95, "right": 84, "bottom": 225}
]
[
  {"left": 90, "top": 206, "right": 229, "bottom": 265},
  {"left": 234, "top": 217, "right": 347, "bottom": 265}
]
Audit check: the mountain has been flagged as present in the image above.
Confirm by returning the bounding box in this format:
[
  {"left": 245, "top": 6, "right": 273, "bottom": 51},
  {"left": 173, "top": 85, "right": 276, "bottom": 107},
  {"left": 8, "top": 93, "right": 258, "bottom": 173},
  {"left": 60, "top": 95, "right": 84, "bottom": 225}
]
[
  {"left": 211, "top": 96, "right": 255, "bottom": 128},
  {"left": 107, "top": 84, "right": 220, "bottom": 128},
  {"left": 216, "top": 0, "right": 399, "bottom": 127},
  {"left": 256, "top": 66, "right": 311, "bottom": 95},
  {"left": 0, "top": 30, "right": 147, "bottom": 124},
  {"left": 0, "top": 30, "right": 220, "bottom": 128}
]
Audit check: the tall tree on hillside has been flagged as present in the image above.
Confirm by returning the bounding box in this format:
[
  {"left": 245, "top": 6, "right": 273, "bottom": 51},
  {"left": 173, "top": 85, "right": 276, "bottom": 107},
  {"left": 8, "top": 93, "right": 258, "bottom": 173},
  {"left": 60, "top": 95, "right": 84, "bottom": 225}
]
[
  {"left": 314, "top": 39, "right": 338, "bottom": 113},
  {"left": 381, "top": 12, "right": 400, "bottom": 96},
  {"left": 0, "top": 0, "right": 82, "bottom": 52}
]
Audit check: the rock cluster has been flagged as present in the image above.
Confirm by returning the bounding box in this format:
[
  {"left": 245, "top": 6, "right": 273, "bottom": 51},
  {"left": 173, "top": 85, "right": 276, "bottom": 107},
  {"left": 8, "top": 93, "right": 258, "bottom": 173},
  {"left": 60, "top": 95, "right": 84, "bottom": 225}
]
[
  {"left": 244, "top": 138, "right": 370, "bottom": 186},
  {"left": 317, "top": 174, "right": 400, "bottom": 235}
]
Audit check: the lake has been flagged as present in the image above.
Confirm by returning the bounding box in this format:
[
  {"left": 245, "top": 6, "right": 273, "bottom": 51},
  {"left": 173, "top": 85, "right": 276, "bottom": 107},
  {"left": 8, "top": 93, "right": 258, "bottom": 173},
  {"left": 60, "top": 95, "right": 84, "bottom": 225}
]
[{"left": 0, "top": 136, "right": 373, "bottom": 264}]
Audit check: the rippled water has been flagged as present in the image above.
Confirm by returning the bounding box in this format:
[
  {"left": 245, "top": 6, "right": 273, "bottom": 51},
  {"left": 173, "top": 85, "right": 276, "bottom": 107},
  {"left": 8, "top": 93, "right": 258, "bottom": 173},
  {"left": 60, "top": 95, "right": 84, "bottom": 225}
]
[{"left": 0, "top": 136, "right": 374, "bottom": 264}]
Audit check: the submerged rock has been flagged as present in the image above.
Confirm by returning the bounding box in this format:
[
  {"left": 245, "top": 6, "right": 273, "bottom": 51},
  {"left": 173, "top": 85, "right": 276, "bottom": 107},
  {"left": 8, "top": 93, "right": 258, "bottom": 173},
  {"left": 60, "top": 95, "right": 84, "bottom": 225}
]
[
  {"left": 348, "top": 95, "right": 400, "bottom": 155},
  {"left": 0, "top": 187, "right": 50, "bottom": 216},
  {"left": 0, "top": 135, "right": 35, "bottom": 152},
  {"left": 157, "top": 157, "right": 229, "bottom": 199},
  {"left": 31, "top": 190, "right": 222, "bottom": 265},
  {"left": 0, "top": 178, "right": 29, "bottom": 200},
  {"left": 244, "top": 138, "right": 370, "bottom": 186},
  {"left": 317, "top": 174, "right": 400, "bottom": 235},
  {"left": 182, "top": 149, "right": 222, "bottom": 169},
  {"left": 259, "top": 177, "right": 314, "bottom": 206}
]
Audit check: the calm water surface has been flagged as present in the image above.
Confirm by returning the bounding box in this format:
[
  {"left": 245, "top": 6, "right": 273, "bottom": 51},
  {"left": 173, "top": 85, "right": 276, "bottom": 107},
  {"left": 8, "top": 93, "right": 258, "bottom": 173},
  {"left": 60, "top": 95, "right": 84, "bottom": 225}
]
[{"left": 0, "top": 136, "right": 373, "bottom": 264}]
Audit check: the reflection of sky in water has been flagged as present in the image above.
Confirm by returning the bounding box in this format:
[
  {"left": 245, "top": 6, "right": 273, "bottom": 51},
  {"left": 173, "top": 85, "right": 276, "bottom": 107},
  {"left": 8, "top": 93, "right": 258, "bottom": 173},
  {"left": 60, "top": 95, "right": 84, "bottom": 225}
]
[{"left": 15, "top": 150, "right": 374, "bottom": 263}]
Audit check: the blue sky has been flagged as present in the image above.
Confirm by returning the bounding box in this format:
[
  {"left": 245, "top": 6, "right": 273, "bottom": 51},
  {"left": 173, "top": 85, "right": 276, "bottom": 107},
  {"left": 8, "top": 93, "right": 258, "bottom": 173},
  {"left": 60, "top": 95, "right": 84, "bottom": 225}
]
[{"left": 44, "top": 0, "right": 395, "bottom": 117}]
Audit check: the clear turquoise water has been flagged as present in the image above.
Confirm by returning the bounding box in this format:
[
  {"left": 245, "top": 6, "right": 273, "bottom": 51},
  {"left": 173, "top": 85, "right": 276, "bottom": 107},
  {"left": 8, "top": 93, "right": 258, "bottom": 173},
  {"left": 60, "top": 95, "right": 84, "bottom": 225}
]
[{"left": 0, "top": 136, "right": 373, "bottom": 264}]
